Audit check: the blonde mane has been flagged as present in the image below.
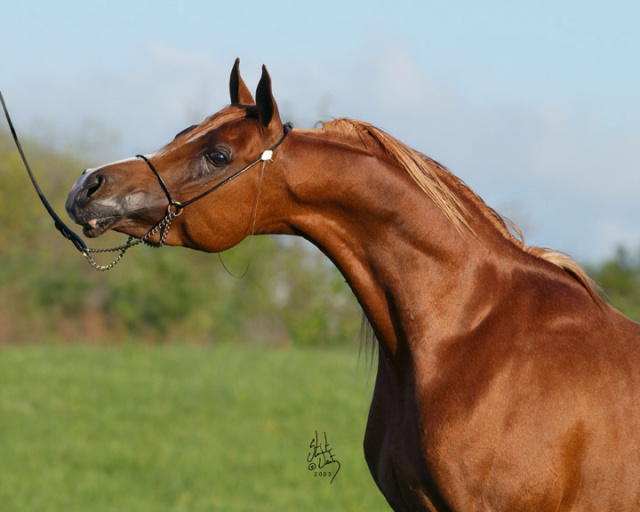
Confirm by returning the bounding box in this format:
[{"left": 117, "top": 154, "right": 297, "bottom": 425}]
[{"left": 320, "top": 118, "right": 601, "bottom": 302}]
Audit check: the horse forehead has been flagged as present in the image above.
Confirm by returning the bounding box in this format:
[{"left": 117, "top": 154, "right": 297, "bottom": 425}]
[
  {"left": 165, "top": 108, "right": 253, "bottom": 150},
  {"left": 180, "top": 122, "right": 218, "bottom": 144}
]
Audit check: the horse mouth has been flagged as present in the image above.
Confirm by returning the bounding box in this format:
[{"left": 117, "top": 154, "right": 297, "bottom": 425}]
[
  {"left": 66, "top": 185, "right": 129, "bottom": 238},
  {"left": 81, "top": 215, "right": 122, "bottom": 238}
]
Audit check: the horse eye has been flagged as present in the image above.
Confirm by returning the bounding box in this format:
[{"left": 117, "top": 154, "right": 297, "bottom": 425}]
[{"left": 208, "top": 152, "right": 227, "bottom": 166}]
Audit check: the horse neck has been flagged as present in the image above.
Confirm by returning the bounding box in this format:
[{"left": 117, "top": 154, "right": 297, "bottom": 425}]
[{"left": 262, "top": 130, "right": 516, "bottom": 359}]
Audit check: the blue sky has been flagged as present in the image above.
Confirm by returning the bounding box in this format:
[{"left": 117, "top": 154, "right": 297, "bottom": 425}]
[{"left": 2, "top": 0, "right": 639, "bottom": 262}]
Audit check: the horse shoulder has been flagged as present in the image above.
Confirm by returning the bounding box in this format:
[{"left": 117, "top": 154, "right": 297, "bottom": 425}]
[{"left": 416, "top": 264, "right": 640, "bottom": 510}]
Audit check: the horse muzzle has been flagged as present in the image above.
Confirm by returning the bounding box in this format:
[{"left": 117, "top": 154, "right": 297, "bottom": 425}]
[{"left": 66, "top": 169, "right": 127, "bottom": 237}]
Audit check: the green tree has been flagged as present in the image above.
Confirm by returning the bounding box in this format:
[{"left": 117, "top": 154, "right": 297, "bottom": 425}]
[{"left": 588, "top": 246, "right": 640, "bottom": 321}]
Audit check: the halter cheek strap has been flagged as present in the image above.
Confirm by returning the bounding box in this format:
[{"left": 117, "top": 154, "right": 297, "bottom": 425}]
[{"left": 136, "top": 122, "right": 292, "bottom": 214}]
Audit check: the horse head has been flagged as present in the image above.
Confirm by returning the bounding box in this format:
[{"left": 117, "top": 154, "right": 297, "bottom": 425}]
[{"left": 65, "top": 59, "right": 287, "bottom": 252}]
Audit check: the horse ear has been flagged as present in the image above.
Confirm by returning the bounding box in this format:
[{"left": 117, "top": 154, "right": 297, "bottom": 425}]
[
  {"left": 255, "top": 65, "right": 281, "bottom": 128},
  {"left": 229, "top": 58, "right": 254, "bottom": 105}
]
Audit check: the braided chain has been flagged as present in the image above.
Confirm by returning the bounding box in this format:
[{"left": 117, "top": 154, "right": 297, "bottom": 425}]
[{"left": 81, "top": 210, "right": 177, "bottom": 271}]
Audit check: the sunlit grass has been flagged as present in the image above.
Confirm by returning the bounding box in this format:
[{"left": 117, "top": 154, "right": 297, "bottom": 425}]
[{"left": 0, "top": 344, "right": 389, "bottom": 511}]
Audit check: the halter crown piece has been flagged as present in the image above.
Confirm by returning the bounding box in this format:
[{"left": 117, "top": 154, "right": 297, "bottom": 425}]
[{"left": 0, "top": 89, "right": 291, "bottom": 271}]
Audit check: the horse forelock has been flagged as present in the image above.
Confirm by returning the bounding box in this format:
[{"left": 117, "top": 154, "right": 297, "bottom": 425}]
[{"left": 319, "top": 118, "right": 602, "bottom": 303}]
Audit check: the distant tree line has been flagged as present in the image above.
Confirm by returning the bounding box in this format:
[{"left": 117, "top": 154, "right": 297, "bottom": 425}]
[
  {"left": 0, "top": 132, "right": 361, "bottom": 345},
  {"left": 586, "top": 246, "right": 640, "bottom": 321},
  {"left": 0, "top": 133, "right": 638, "bottom": 345}
]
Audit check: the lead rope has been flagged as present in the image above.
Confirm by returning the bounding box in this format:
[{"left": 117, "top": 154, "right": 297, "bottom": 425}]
[
  {"left": 1, "top": 89, "right": 291, "bottom": 272},
  {"left": 1, "top": 90, "right": 182, "bottom": 271}
]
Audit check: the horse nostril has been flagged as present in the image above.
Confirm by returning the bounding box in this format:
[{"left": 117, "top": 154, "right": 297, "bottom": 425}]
[{"left": 85, "top": 174, "right": 105, "bottom": 199}]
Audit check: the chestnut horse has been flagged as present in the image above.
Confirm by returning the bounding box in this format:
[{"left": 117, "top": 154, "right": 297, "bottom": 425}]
[{"left": 66, "top": 60, "right": 640, "bottom": 511}]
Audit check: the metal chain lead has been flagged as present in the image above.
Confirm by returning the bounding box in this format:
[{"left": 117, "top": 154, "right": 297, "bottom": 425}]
[{"left": 82, "top": 209, "right": 178, "bottom": 271}]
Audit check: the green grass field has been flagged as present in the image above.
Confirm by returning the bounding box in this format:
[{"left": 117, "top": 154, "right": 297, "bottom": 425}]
[{"left": 0, "top": 344, "right": 390, "bottom": 511}]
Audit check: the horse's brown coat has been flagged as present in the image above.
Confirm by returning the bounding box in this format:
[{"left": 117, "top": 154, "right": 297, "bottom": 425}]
[{"left": 66, "top": 60, "right": 640, "bottom": 511}]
